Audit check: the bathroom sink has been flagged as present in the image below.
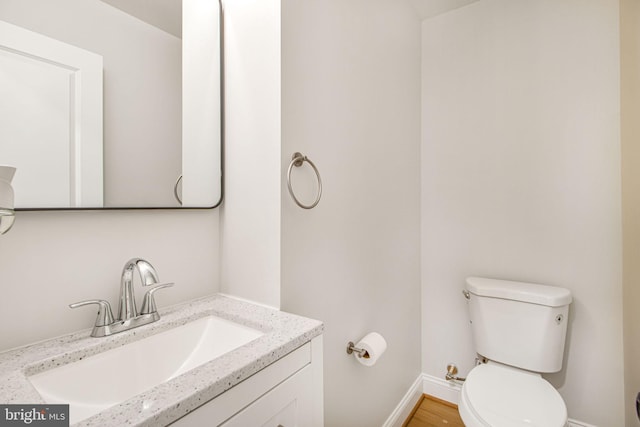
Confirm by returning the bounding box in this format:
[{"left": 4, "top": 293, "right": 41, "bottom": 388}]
[{"left": 27, "top": 315, "right": 263, "bottom": 424}]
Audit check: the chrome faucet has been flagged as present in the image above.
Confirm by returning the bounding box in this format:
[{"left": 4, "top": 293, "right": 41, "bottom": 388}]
[
  {"left": 70, "top": 258, "right": 174, "bottom": 337},
  {"left": 119, "top": 258, "right": 161, "bottom": 321}
]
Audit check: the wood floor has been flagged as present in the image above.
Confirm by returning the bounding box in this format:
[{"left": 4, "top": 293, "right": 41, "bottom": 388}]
[{"left": 403, "top": 394, "right": 465, "bottom": 427}]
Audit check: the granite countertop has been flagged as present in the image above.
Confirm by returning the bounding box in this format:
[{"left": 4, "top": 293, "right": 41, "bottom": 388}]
[{"left": 0, "top": 294, "right": 324, "bottom": 426}]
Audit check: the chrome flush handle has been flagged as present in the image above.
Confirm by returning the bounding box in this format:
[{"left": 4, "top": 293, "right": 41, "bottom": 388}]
[{"left": 462, "top": 290, "right": 470, "bottom": 299}]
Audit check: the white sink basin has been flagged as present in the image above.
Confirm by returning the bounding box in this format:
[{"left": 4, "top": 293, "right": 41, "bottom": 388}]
[{"left": 27, "top": 315, "right": 263, "bottom": 424}]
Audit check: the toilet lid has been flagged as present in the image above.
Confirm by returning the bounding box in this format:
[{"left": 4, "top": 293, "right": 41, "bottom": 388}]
[{"left": 462, "top": 363, "right": 567, "bottom": 427}]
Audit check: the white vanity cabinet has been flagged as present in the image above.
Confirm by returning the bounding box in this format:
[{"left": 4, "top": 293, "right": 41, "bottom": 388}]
[{"left": 171, "top": 335, "right": 323, "bottom": 427}]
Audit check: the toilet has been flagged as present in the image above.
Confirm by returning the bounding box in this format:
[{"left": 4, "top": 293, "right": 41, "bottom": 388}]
[{"left": 459, "top": 277, "right": 572, "bottom": 427}]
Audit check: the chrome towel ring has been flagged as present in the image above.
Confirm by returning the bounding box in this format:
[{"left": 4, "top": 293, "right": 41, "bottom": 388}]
[{"left": 287, "top": 152, "right": 322, "bottom": 209}]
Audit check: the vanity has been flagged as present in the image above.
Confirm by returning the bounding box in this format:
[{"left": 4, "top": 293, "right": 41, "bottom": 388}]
[{"left": 0, "top": 295, "right": 324, "bottom": 426}]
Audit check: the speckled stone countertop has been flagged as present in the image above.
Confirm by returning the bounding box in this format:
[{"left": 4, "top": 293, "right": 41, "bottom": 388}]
[{"left": 0, "top": 294, "right": 323, "bottom": 426}]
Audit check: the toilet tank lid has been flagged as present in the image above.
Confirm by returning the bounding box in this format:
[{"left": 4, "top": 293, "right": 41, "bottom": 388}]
[{"left": 466, "top": 277, "right": 572, "bottom": 307}]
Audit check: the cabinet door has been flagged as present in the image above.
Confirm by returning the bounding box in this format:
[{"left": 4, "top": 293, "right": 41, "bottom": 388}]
[{"left": 220, "top": 364, "right": 313, "bottom": 427}]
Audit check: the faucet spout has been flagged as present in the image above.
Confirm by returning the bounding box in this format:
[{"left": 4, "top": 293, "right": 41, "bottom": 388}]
[{"left": 118, "top": 258, "right": 160, "bottom": 321}]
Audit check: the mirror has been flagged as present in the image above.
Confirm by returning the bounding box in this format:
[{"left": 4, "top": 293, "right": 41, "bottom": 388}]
[{"left": 0, "top": 0, "right": 222, "bottom": 209}]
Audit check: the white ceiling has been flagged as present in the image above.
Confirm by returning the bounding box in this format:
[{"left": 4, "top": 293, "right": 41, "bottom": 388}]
[
  {"left": 100, "top": 0, "right": 182, "bottom": 38},
  {"left": 98, "top": 0, "right": 478, "bottom": 38},
  {"left": 407, "top": 0, "right": 479, "bottom": 20}
]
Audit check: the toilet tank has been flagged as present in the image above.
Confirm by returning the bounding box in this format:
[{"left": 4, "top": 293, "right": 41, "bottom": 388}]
[{"left": 465, "top": 277, "right": 572, "bottom": 373}]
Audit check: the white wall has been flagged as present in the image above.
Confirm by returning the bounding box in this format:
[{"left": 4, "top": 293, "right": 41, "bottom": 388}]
[
  {"left": 280, "top": 1, "right": 422, "bottom": 425},
  {"left": 0, "top": 210, "right": 219, "bottom": 352},
  {"left": 421, "top": 1, "right": 623, "bottom": 425},
  {"left": 621, "top": 0, "right": 640, "bottom": 424},
  {"left": 219, "top": 0, "right": 281, "bottom": 308}
]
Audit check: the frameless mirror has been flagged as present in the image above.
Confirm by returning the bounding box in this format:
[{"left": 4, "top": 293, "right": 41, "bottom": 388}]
[{"left": 0, "top": 0, "right": 222, "bottom": 209}]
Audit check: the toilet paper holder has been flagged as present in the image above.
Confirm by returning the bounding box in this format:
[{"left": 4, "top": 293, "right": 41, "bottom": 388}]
[{"left": 346, "top": 341, "right": 370, "bottom": 359}]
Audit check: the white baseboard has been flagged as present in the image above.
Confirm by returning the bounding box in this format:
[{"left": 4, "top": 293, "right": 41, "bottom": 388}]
[
  {"left": 381, "top": 375, "right": 423, "bottom": 427},
  {"left": 383, "top": 372, "right": 597, "bottom": 427},
  {"left": 421, "top": 373, "right": 462, "bottom": 405}
]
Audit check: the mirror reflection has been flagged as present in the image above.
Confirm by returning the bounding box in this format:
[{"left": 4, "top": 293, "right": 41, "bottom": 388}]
[{"left": 0, "top": 0, "right": 222, "bottom": 209}]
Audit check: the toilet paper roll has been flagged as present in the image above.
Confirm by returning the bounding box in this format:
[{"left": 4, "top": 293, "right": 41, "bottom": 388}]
[{"left": 354, "top": 332, "right": 387, "bottom": 367}]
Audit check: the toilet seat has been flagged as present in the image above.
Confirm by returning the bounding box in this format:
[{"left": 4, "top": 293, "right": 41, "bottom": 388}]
[{"left": 459, "top": 363, "right": 567, "bottom": 427}]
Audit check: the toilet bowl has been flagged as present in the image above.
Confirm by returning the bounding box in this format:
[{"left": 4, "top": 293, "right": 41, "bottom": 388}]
[{"left": 458, "top": 362, "right": 567, "bottom": 427}]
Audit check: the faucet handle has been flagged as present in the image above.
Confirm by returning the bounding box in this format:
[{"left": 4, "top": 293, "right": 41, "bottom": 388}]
[
  {"left": 140, "top": 283, "right": 174, "bottom": 315},
  {"left": 70, "top": 299, "right": 115, "bottom": 327}
]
